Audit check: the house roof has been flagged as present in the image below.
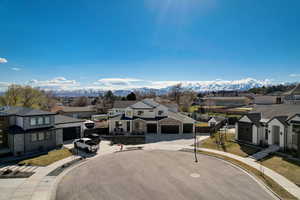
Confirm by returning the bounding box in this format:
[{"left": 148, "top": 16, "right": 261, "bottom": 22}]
[
  {"left": 109, "top": 111, "right": 195, "bottom": 123},
  {"left": 251, "top": 104, "right": 300, "bottom": 119},
  {"left": 202, "top": 97, "right": 248, "bottom": 101},
  {"left": 283, "top": 83, "right": 300, "bottom": 96},
  {"left": 109, "top": 114, "right": 166, "bottom": 121},
  {"left": 113, "top": 101, "right": 138, "bottom": 109},
  {"left": 0, "top": 106, "right": 54, "bottom": 117},
  {"left": 209, "top": 116, "right": 226, "bottom": 123},
  {"left": 240, "top": 113, "right": 261, "bottom": 126},
  {"left": 54, "top": 115, "right": 85, "bottom": 125},
  {"left": 254, "top": 96, "right": 277, "bottom": 105},
  {"left": 268, "top": 116, "right": 289, "bottom": 126},
  {"left": 130, "top": 101, "right": 153, "bottom": 109},
  {"left": 168, "top": 111, "right": 195, "bottom": 123},
  {"left": 53, "top": 106, "right": 95, "bottom": 113}
]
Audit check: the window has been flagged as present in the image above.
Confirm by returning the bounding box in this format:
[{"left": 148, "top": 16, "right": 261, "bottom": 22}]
[
  {"left": 127, "top": 121, "right": 130, "bottom": 132},
  {"left": 38, "top": 132, "right": 44, "bottom": 141},
  {"left": 137, "top": 111, "right": 144, "bottom": 115},
  {"left": 45, "top": 132, "right": 51, "bottom": 140},
  {"left": 31, "top": 133, "right": 37, "bottom": 142},
  {"left": 45, "top": 117, "right": 50, "bottom": 124},
  {"left": 265, "top": 129, "right": 268, "bottom": 140},
  {"left": 115, "top": 121, "right": 122, "bottom": 128},
  {"left": 30, "top": 118, "right": 36, "bottom": 126},
  {"left": 158, "top": 110, "right": 163, "bottom": 115},
  {"left": 38, "top": 117, "right": 43, "bottom": 125}
]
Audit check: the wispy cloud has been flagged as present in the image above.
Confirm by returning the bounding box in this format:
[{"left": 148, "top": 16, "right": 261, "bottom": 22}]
[
  {"left": 0, "top": 58, "right": 8, "bottom": 63},
  {"left": 289, "top": 74, "right": 300, "bottom": 77},
  {"left": 27, "top": 77, "right": 80, "bottom": 90},
  {"left": 11, "top": 67, "right": 21, "bottom": 71}
]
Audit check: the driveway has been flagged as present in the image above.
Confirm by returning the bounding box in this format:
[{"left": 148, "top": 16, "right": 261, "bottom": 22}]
[{"left": 56, "top": 150, "right": 275, "bottom": 200}]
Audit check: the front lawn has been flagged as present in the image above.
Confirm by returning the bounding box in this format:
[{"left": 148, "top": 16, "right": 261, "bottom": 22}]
[
  {"left": 18, "top": 148, "right": 73, "bottom": 166},
  {"left": 198, "top": 133, "right": 261, "bottom": 157},
  {"left": 261, "top": 155, "right": 300, "bottom": 187}
]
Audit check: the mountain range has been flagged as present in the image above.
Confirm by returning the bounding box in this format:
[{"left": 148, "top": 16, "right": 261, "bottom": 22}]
[{"left": 52, "top": 78, "right": 276, "bottom": 97}]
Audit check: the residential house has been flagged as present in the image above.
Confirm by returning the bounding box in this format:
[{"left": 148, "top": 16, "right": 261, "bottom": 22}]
[
  {"left": 254, "top": 95, "right": 282, "bottom": 105},
  {"left": 108, "top": 99, "right": 195, "bottom": 142},
  {"left": 208, "top": 116, "right": 226, "bottom": 127},
  {"left": 283, "top": 83, "right": 300, "bottom": 104},
  {"left": 235, "top": 104, "right": 300, "bottom": 157},
  {"left": 0, "top": 106, "right": 85, "bottom": 156},
  {"left": 108, "top": 101, "right": 138, "bottom": 117},
  {"left": 202, "top": 96, "right": 252, "bottom": 107},
  {"left": 52, "top": 106, "right": 96, "bottom": 119}
]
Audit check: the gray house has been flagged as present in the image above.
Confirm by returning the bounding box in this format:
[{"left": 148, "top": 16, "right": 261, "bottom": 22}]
[{"left": 0, "top": 106, "right": 84, "bottom": 156}]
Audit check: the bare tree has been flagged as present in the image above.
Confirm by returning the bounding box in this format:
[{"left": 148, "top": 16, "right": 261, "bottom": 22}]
[
  {"left": 72, "top": 96, "right": 89, "bottom": 107},
  {"left": 180, "top": 90, "right": 197, "bottom": 112},
  {"left": 169, "top": 83, "right": 182, "bottom": 105},
  {"left": 0, "top": 85, "right": 56, "bottom": 110}
]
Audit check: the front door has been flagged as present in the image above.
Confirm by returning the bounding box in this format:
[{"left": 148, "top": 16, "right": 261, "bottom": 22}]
[{"left": 272, "top": 126, "right": 280, "bottom": 145}]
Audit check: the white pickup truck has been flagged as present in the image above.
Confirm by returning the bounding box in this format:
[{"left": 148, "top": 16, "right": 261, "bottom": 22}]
[{"left": 74, "top": 138, "right": 99, "bottom": 153}]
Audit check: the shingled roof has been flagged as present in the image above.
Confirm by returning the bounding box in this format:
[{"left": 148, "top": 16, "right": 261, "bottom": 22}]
[
  {"left": 0, "top": 106, "right": 54, "bottom": 116},
  {"left": 113, "top": 101, "right": 138, "bottom": 109},
  {"left": 251, "top": 104, "right": 300, "bottom": 119}
]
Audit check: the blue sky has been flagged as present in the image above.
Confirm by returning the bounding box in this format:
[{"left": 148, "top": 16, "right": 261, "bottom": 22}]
[{"left": 0, "top": 0, "right": 300, "bottom": 90}]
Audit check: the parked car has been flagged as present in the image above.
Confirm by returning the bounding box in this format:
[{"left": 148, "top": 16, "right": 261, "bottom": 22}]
[
  {"left": 74, "top": 138, "right": 99, "bottom": 153},
  {"left": 86, "top": 133, "right": 101, "bottom": 144}
]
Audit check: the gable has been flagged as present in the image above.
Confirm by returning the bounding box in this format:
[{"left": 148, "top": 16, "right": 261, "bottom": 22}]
[
  {"left": 208, "top": 118, "right": 217, "bottom": 123},
  {"left": 239, "top": 116, "right": 252, "bottom": 123},
  {"left": 267, "top": 118, "right": 286, "bottom": 127}
]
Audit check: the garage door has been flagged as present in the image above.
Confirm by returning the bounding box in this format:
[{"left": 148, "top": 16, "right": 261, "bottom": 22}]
[
  {"left": 147, "top": 124, "right": 157, "bottom": 134},
  {"left": 183, "top": 124, "right": 193, "bottom": 134},
  {"left": 63, "top": 127, "right": 81, "bottom": 141},
  {"left": 238, "top": 122, "right": 252, "bottom": 143},
  {"left": 161, "top": 125, "right": 179, "bottom": 134}
]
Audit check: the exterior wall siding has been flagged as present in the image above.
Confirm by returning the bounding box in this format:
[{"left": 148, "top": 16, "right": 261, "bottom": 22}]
[
  {"left": 56, "top": 129, "right": 63, "bottom": 146},
  {"left": 267, "top": 119, "right": 286, "bottom": 148},
  {"left": 23, "top": 115, "right": 55, "bottom": 130},
  {"left": 252, "top": 125, "right": 258, "bottom": 145},
  {"left": 13, "top": 134, "right": 24, "bottom": 155},
  {"left": 24, "top": 130, "right": 57, "bottom": 153}
]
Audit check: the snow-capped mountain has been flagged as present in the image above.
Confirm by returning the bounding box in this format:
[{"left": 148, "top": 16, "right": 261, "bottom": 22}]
[{"left": 52, "top": 78, "right": 273, "bottom": 97}]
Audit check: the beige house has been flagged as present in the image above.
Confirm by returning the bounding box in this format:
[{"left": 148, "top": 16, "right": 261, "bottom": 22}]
[{"left": 109, "top": 99, "right": 195, "bottom": 142}]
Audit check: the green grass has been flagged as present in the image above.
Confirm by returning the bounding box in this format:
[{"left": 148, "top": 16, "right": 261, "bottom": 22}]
[
  {"left": 261, "top": 155, "right": 300, "bottom": 187},
  {"left": 18, "top": 148, "right": 73, "bottom": 166},
  {"left": 198, "top": 133, "right": 260, "bottom": 157},
  {"left": 197, "top": 150, "right": 297, "bottom": 200}
]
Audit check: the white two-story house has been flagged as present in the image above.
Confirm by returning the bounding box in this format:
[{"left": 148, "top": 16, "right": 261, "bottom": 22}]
[{"left": 108, "top": 99, "right": 195, "bottom": 142}]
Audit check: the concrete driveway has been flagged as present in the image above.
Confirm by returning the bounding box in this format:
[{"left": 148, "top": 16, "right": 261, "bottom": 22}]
[{"left": 56, "top": 150, "right": 275, "bottom": 200}]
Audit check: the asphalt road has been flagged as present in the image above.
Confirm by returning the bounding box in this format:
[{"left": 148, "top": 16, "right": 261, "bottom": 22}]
[{"left": 56, "top": 150, "right": 275, "bottom": 200}]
